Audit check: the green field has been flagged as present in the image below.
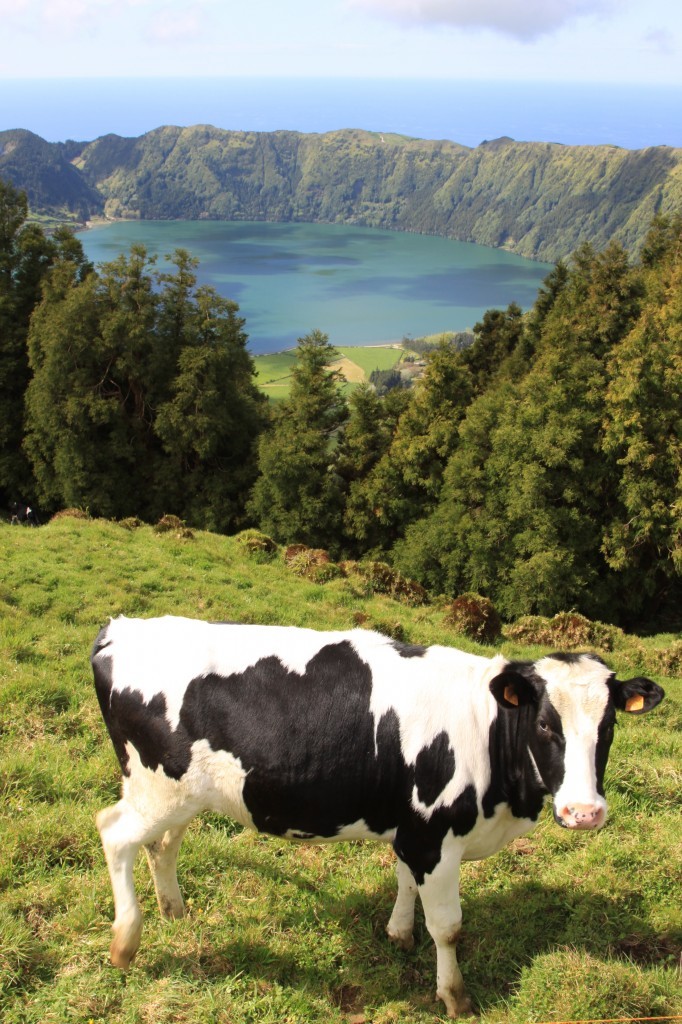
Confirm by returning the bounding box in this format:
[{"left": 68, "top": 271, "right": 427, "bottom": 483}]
[
  {"left": 254, "top": 344, "right": 403, "bottom": 402},
  {"left": 1, "top": 517, "right": 680, "bottom": 1024}
]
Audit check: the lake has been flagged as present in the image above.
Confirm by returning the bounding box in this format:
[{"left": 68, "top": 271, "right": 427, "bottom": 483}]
[{"left": 78, "top": 221, "right": 552, "bottom": 354}]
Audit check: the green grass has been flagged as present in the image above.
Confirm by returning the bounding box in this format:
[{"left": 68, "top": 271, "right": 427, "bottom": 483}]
[
  {"left": 253, "top": 345, "right": 403, "bottom": 402},
  {"left": 337, "top": 345, "right": 404, "bottom": 376},
  {"left": 0, "top": 518, "right": 680, "bottom": 1023}
]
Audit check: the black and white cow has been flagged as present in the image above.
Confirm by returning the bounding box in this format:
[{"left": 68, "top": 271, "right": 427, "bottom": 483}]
[{"left": 91, "top": 616, "right": 664, "bottom": 1017}]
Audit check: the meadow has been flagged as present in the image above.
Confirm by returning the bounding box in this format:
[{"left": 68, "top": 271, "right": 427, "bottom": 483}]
[
  {"left": 0, "top": 516, "right": 680, "bottom": 1023},
  {"left": 254, "top": 345, "right": 404, "bottom": 402}
]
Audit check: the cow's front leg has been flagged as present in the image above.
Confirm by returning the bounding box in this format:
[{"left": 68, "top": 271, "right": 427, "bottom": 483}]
[
  {"left": 417, "top": 835, "right": 473, "bottom": 1019},
  {"left": 387, "top": 856, "right": 418, "bottom": 950}
]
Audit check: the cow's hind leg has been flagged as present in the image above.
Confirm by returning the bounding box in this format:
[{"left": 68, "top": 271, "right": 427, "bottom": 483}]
[
  {"left": 97, "top": 800, "right": 192, "bottom": 969},
  {"left": 144, "top": 822, "right": 189, "bottom": 920},
  {"left": 387, "top": 857, "right": 418, "bottom": 950}
]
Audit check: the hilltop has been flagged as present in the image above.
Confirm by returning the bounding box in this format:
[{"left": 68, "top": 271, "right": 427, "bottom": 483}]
[{"left": 2, "top": 125, "right": 681, "bottom": 261}]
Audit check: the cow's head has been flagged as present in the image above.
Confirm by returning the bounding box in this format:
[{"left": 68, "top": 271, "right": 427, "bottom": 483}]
[{"left": 489, "top": 653, "right": 664, "bottom": 830}]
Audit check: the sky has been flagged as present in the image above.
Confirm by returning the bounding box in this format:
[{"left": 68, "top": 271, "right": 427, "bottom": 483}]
[{"left": 0, "top": 0, "right": 680, "bottom": 84}]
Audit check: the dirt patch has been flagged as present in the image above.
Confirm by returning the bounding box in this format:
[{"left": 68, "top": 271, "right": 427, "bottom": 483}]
[{"left": 328, "top": 357, "right": 366, "bottom": 383}]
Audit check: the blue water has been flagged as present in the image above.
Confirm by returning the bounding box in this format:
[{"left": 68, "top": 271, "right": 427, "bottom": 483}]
[
  {"left": 78, "top": 220, "right": 552, "bottom": 354},
  {"left": 3, "top": 77, "right": 681, "bottom": 149}
]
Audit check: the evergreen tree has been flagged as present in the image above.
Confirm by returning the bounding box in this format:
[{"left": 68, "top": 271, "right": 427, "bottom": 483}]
[
  {"left": 155, "top": 285, "right": 266, "bottom": 532},
  {"left": 248, "top": 329, "right": 348, "bottom": 548},
  {"left": 462, "top": 302, "right": 526, "bottom": 391},
  {"left": 24, "top": 254, "right": 155, "bottom": 518},
  {"left": 24, "top": 245, "right": 264, "bottom": 528},
  {"left": 0, "top": 180, "right": 90, "bottom": 508},
  {"left": 344, "top": 339, "right": 473, "bottom": 553},
  {"left": 395, "top": 242, "right": 644, "bottom": 622},
  {"left": 338, "top": 383, "right": 410, "bottom": 555},
  {"left": 601, "top": 216, "right": 682, "bottom": 623}
]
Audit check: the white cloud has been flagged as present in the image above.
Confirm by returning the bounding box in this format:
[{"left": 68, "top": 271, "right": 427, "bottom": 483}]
[{"left": 347, "top": 0, "right": 616, "bottom": 42}]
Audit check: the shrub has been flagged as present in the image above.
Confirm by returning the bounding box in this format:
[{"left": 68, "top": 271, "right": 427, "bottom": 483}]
[
  {"left": 340, "top": 560, "right": 428, "bottom": 606},
  {"left": 236, "top": 529, "right": 278, "bottom": 561},
  {"left": 153, "top": 515, "right": 193, "bottom": 539},
  {"left": 372, "top": 619, "right": 406, "bottom": 642},
  {"left": 153, "top": 514, "right": 185, "bottom": 533},
  {"left": 117, "top": 516, "right": 143, "bottom": 531},
  {"left": 285, "top": 546, "right": 343, "bottom": 582},
  {"left": 505, "top": 611, "right": 617, "bottom": 650},
  {"left": 650, "top": 640, "right": 682, "bottom": 677},
  {"left": 445, "top": 592, "right": 502, "bottom": 643},
  {"left": 50, "top": 508, "right": 90, "bottom": 521}
]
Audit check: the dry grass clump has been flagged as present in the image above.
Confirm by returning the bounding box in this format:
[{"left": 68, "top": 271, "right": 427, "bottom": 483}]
[{"left": 444, "top": 592, "right": 502, "bottom": 644}]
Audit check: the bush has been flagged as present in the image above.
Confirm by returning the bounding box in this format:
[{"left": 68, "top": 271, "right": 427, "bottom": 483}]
[
  {"left": 445, "top": 592, "right": 502, "bottom": 643},
  {"left": 117, "top": 516, "right": 143, "bottom": 531},
  {"left": 650, "top": 640, "right": 682, "bottom": 677},
  {"left": 284, "top": 546, "right": 343, "bottom": 582},
  {"left": 340, "top": 561, "right": 428, "bottom": 606},
  {"left": 236, "top": 529, "right": 278, "bottom": 561},
  {"left": 153, "top": 515, "right": 194, "bottom": 539},
  {"left": 372, "top": 619, "right": 407, "bottom": 642},
  {"left": 50, "top": 508, "right": 90, "bottom": 521},
  {"left": 153, "top": 514, "right": 184, "bottom": 533},
  {"left": 505, "top": 611, "right": 617, "bottom": 650}
]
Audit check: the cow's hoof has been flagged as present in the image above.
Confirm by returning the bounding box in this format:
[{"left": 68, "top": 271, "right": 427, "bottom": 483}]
[
  {"left": 110, "top": 940, "right": 137, "bottom": 970},
  {"left": 159, "top": 896, "right": 186, "bottom": 920},
  {"left": 438, "top": 988, "right": 476, "bottom": 1019},
  {"left": 386, "top": 928, "right": 415, "bottom": 952},
  {"left": 110, "top": 916, "right": 142, "bottom": 970}
]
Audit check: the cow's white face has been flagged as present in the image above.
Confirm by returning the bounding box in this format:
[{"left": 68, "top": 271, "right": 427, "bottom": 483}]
[{"left": 489, "top": 653, "right": 665, "bottom": 831}]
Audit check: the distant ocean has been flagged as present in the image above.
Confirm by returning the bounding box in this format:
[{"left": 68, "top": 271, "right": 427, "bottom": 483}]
[{"left": 2, "top": 77, "right": 681, "bottom": 150}]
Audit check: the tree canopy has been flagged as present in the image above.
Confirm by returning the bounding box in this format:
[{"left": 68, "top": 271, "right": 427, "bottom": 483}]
[{"left": 2, "top": 182, "right": 680, "bottom": 629}]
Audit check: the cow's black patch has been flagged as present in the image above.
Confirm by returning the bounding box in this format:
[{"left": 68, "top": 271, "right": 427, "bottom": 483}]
[
  {"left": 414, "top": 732, "right": 455, "bottom": 807},
  {"left": 394, "top": 784, "right": 478, "bottom": 885},
  {"left": 391, "top": 640, "right": 427, "bottom": 659},
  {"left": 546, "top": 651, "right": 607, "bottom": 666}
]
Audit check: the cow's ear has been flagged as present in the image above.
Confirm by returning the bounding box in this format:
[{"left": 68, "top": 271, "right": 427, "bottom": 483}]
[
  {"left": 610, "top": 677, "right": 665, "bottom": 714},
  {"left": 490, "top": 670, "right": 537, "bottom": 710}
]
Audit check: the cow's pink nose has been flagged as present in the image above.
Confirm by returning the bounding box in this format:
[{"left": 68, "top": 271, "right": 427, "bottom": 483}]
[{"left": 557, "top": 803, "right": 605, "bottom": 830}]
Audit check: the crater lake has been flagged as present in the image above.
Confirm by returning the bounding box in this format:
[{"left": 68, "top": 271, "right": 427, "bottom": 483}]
[{"left": 78, "top": 220, "right": 553, "bottom": 354}]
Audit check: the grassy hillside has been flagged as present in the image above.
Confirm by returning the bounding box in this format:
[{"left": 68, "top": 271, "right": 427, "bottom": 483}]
[
  {"left": 0, "top": 516, "right": 680, "bottom": 1023},
  {"left": 3, "top": 126, "right": 682, "bottom": 261}
]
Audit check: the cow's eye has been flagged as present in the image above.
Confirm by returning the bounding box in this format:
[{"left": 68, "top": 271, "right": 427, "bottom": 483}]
[{"left": 537, "top": 719, "right": 552, "bottom": 736}]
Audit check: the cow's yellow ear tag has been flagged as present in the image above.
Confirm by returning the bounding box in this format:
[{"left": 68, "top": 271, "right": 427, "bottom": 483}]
[
  {"left": 625, "top": 694, "right": 645, "bottom": 712},
  {"left": 504, "top": 685, "right": 519, "bottom": 706}
]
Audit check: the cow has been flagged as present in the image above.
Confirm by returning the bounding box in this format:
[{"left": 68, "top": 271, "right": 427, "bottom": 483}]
[
  {"left": 9, "top": 500, "right": 39, "bottom": 526},
  {"left": 91, "top": 616, "right": 664, "bottom": 1017}
]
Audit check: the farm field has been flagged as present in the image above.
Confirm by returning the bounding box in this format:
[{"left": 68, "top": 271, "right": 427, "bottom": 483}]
[
  {"left": 254, "top": 344, "right": 404, "bottom": 402},
  {"left": 0, "top": 517, "right": 680, "bottom": 1024}
]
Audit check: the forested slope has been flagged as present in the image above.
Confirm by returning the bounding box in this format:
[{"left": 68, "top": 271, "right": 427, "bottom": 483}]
[
  {"left": 2, "top": 125, "right": 681, "bottom": 261},
  {"left": 1, "top": 173, "right": 680, "bottom": 629}
]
